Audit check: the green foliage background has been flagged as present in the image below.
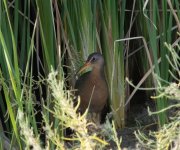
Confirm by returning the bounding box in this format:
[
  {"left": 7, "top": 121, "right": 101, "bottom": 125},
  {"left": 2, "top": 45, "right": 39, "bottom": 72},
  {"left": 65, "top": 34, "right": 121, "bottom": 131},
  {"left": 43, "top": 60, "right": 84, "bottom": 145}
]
[{"left": 0, "top": 0, "right": 180, "bottom": 149}]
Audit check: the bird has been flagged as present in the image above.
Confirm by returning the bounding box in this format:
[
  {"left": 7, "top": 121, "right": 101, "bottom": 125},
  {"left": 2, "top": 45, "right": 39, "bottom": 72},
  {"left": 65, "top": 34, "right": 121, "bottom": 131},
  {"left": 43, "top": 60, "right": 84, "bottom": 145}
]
[{"left": 74, "top": 52, "right": 108, "bottom": 124}]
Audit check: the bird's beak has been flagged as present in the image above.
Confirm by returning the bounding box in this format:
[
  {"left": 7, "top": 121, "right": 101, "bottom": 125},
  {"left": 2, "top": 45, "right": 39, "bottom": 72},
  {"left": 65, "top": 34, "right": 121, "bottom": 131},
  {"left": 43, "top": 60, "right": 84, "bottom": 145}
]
[{"left": 77, "top": 61, "right": 92, "bottom": 75}]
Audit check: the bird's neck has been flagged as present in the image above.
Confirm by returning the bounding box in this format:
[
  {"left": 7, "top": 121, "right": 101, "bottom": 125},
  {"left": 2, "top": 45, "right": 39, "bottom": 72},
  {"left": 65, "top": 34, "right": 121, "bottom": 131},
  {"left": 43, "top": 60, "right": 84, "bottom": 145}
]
[{"left": 90, "top": 67, "right": 105, "bottom": 80}]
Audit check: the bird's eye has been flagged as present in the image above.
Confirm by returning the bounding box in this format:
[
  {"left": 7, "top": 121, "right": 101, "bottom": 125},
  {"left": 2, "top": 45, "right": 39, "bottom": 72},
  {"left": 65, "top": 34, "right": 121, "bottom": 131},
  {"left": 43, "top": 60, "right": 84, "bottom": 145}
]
[{"left": 91, "top": 57, "right": 96, "bottom": 62}]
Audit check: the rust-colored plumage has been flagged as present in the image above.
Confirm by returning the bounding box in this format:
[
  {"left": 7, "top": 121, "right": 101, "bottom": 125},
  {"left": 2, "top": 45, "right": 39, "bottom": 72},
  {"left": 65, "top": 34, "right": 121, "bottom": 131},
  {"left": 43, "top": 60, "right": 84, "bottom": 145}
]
[{"left": 75, "top": 52, "right": 108, "bottom": 123}]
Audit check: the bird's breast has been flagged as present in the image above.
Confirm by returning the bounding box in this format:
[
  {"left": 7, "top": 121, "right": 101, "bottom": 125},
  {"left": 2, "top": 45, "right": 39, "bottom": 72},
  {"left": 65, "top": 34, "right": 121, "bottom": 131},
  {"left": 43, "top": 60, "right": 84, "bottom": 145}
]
[
  {"left": 75, "top": 73, "right": 108, "bottom": 113},
  {"left": 74, "top": 52, "right": 108, "bottom": 115}
]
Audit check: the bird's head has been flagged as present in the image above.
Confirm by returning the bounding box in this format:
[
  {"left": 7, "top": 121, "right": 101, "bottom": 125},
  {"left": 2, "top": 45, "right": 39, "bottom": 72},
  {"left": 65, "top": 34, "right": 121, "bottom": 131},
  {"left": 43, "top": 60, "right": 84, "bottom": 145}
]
[{"left": 77, "top": 52, "right": 105, "bottom": 74}]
